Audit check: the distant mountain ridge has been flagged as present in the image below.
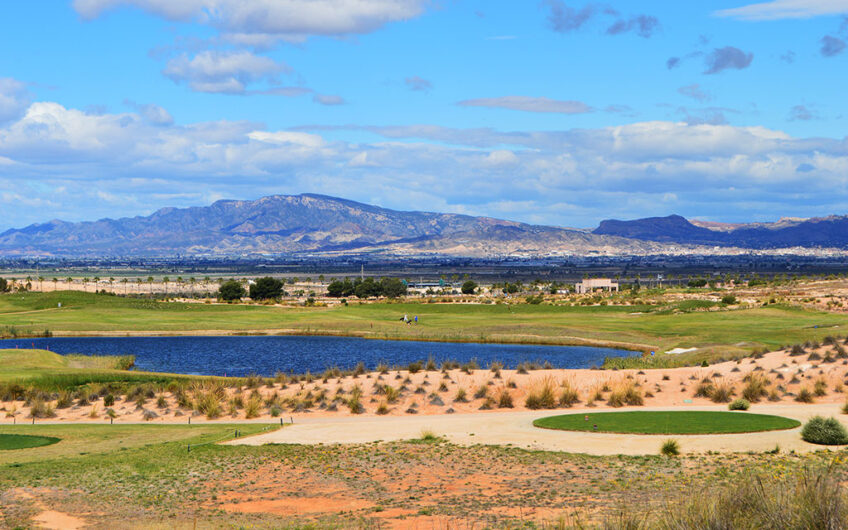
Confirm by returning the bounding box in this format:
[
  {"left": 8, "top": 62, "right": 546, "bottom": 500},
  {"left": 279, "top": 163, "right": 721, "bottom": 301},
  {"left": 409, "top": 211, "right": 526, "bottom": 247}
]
[
  {"left": 593, "top": 214, "right": 848, "bottom": 249},
  {"left": 0, "top": 194, "right": 664, "bottom": 257},
  {"left": 2, "top": 195, "right": 845, "bottom": 257}
]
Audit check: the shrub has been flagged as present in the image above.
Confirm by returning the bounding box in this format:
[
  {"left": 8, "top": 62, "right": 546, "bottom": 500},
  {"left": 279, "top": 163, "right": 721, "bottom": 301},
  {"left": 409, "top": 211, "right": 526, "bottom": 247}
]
[
  {"left": 729, "top": 398, "right": 750, "bottom": 410},
  {"left": 721, "top": 294, "right": 737, "bottom": 305},
  {"left": 195, "top": 392, "right": 222, "bottom": 419},
  {"left": 710, "top": 381, "right": 734, "bottom": 403},
  {"left": 661, "top": 439, "right": 680, "bottom": 456},
  {"left": 796, "top": 387, "right": 815, "bottom": 403},
  {"left": 607, "top": 381, "right": 644, "bottom": 407},
  {"left": 376, "top": 401, "right": 389, "bottom": 415},
  {"left": 29, "top": 398, "right": 56, "bottom": 418},
  {"left": 244, "top": 397, "right": 262, "bottom": 419},
  {"left": 384, "top": 385, "right": 400, "bottom": 403},
  {"left": 496, "top": 387, "right": 514, "bottom": 408},
  {"left": 525, "top": 377, "right": 558, "bottom": 409},
  {"left": 103, "top": 394, "right": 115, "bottom": 407},
  {"left": 55, "top": 391, "right": 73, "bottom": 409},
  {"left": 801, "top": 416, "right": 848, "bottom": 445},
  {"left": 454, "top": 387, "right": 468, "bottom": 403},
  {"left": 473, "top": 384, "right": 489, "bottom": 400},
  {"left": 814, "top": 378, "right": 829, "bottom": 397},
  {"left": 658, "top": 465, "right": 848, "bottom": 527},
  {"left": 558, "top": 379, "right": 580, "bottom": 407},
  {"left": 742, "top": 373, "right": 770, "bottom": 402},
  {"left": 694, "top": 381, "right": 715, "bottom": 398}
]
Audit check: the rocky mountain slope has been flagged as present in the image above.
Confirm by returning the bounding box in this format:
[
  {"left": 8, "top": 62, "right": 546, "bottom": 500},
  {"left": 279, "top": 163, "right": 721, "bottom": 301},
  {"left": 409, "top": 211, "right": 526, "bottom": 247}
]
[
  {"left": 0, "top": 194, "right": 666, "bottom": 257},
  {"left": 594, "top": 214, "right": 848, "bottom": 249}
]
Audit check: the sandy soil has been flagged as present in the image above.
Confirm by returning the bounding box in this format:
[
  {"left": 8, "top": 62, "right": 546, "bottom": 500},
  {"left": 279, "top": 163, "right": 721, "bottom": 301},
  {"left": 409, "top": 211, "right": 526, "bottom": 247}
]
[
  {"left": 228, "top": 403, "right": 843, "bottom": 455},
  {"left": 5, "top": 345, "right": 848, "bottom": 454}
]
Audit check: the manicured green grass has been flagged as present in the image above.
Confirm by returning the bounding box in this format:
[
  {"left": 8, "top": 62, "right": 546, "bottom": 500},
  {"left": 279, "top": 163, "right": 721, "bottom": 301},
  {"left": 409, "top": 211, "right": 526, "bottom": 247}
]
[
  {"left": 3, "top": 291, "right": 848, "bottom": 364},
  {"left": 0, "top": 433, "right": 59, "bottom": 450},
  {"left": 533, "top": 411, "right": 802, "bottom": 435},
  {"left": 0, "top": 423, "right": 272, "bottom": 464}
]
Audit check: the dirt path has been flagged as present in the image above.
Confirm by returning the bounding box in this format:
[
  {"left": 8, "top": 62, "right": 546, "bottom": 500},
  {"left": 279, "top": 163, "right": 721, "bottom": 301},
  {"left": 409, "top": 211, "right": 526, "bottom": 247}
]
[{"left": 227, "top": 403, "right": 847, "bottom": 455}]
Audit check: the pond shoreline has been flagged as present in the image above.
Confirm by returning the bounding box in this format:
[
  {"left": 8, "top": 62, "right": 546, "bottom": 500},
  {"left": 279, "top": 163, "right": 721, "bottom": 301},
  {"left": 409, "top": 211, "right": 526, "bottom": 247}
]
[{"left": 26, "top": 328, "right": 651, "bottom": 352}]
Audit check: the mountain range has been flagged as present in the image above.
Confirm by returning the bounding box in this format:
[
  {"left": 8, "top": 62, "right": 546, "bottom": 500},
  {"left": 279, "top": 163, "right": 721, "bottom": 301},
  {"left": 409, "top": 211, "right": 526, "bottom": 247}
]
[
  {"left": 0, "top": 194, "right": 844, "bottom": 257},
  {"left": 593, "top": 214, "right": 848, "bottom": 249}
]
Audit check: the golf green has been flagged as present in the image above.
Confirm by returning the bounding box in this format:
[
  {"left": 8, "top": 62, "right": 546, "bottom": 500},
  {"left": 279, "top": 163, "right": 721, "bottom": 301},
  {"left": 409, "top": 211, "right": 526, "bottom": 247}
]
[
  {"left": 533, "top": 411, "right": 801, "bottom": 435},
  {"left": 0, "top": 433, "right": 61, "bottom": 450}
]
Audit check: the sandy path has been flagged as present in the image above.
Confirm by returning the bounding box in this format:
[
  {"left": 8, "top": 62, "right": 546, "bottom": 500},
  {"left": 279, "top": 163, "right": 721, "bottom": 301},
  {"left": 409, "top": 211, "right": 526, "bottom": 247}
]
[{"left": 227, "top": 403, "right": 848, "bottom": 455}]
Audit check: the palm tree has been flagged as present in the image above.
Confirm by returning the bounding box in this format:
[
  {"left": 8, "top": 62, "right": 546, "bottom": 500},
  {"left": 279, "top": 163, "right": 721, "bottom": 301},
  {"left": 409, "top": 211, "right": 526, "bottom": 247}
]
[
  {"left": 52, "top": 278, "right": 58, "bottom": 292},
  {"left": 147, "top": 276, "right": 154, "bottom": 295},
  {"left": 109, "top": 277, "right": 115, "bottom": 293},
  {"left": 66, "top": 277, "right": 73, "bottom": 291},
  {"left": 163, "top": 276, "right": 170, "bottom": 297},
  {"left": 121, "top": 278, "right": 128, "bottom": 295},
  {"left": 82, "top": 277, "right": 89, "bottom": 292},
  {"left": 37, "top": 276, "right": 44, "bottom": 291}
]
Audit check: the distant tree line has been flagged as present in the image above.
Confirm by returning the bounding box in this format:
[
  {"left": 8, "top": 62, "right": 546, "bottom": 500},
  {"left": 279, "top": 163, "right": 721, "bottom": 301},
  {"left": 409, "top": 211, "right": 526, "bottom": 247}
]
[{"left": 326, "top": 277, "right": 407, "bottom": 299}]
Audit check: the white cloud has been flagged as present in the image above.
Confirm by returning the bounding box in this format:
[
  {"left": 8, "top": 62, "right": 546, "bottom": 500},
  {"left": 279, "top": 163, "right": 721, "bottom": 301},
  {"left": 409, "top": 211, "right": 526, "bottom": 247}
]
[
  {"left": 715, "top": 0, "right": 848, "bottom": 20},
  {"left": 163, "top": 50, "right": 287, "bottom": 94},
  {"left": 458, "top": 96, "right": 593, "bottom": 114},
  {"left": 124, "top": 100, "right": 174, "bottom": 125},
  {"left": 0, "top": 78, "right": 31, "bottom": 125},
  {"left": 73, "top": 0, "right": 428, "bottom": 40},
  {"left": 1, "top": 96, "right": 847, "bottom": 229}
]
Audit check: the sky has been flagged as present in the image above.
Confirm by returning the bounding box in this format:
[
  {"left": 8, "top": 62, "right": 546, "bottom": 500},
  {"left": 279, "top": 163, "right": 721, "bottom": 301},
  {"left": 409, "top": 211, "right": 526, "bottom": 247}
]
[{"left": 0, "top": 0, "right": 846, "bottom": 230}]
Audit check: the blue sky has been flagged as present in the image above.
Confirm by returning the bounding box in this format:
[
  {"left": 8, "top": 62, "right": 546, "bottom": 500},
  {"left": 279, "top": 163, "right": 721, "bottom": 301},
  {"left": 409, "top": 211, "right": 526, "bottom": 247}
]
[{"left": 0, "top": 0, "right": 846, "bottom": 230}]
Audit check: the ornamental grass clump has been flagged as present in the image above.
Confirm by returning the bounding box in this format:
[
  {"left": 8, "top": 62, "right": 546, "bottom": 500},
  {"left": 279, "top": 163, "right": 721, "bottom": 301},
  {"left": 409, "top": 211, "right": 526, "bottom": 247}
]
[
  {"left": 710, "top": 380, "right": 734, "bottom": 403},
  {"left": 658, "top": 465, "right": 848, "bottom": 527},
  {"left": 741, "top": 372, "right": 770, "bottom": 402},
  {"left": 496, "top": 387, "right": 514, "bottom": 408},
  {"left": 558, "top": 378, "right": 580, "bottom": 407},
  {"left": 244, "top": 396, "right": 262, "bottom": 419},
  {"left": 660, "top": 439, "right": 680, "bottom": 456},
  {"left": 524, "top": 376, "right": 558, "bottom": 410},
  {"left": 796, "top": 387, "right": 815, "bottom": 403},
  {"left": 801, "top": 416, "right": 848, "bottom": 445},
  {"left": 607, "top": 381, "right": 643, "bottom": 407},
  {"left": 815, "top": 378, "right": 829, "bottom": 397}
]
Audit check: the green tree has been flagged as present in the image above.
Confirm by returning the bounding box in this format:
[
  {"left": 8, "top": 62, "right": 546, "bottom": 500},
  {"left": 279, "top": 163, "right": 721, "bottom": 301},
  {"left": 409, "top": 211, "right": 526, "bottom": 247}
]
[
  {"left": 250, "top": 277, "right": 284, "bottom": 300},
  {"left": 0, "top": 278, "right": 7, "bottom": 292},
  {"left": 380, "top": 278, "right": 407, "bottom": 299},
  {"left": 461, "top": 280, "right": 478, "bottom": 295},
  {"left": 218, "top": 280, "right": 246, "bottom": 302}
]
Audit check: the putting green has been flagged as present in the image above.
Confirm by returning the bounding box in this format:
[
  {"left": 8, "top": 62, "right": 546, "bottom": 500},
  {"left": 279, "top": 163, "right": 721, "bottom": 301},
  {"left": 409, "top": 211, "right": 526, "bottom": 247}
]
[
  {"left": 0, "top": 433, "right": 61, "bottom": 450},
  {"left": 533, "top": 411, "right": 801, "bottom": 435}
]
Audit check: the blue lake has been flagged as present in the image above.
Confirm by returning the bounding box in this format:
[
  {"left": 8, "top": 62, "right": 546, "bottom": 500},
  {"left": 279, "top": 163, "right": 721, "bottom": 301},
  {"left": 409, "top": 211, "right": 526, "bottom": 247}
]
[{"left": 0, "top": 336, "right": 637, "bottom": 377}]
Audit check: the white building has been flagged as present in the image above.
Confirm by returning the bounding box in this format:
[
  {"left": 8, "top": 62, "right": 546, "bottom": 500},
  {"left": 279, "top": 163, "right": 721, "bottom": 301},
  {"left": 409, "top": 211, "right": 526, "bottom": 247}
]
[{"left": 575, "top": 278, "right": 619, "bottom": 294}]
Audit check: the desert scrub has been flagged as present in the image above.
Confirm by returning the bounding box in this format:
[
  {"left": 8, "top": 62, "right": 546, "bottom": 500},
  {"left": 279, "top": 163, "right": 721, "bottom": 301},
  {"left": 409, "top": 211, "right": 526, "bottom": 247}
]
[
  {"left": 607, "top": 381, "right": 643, "bottom": 407},
  {"left": 709, "top": 380, "right": 734, "bottom": 403},
  {"left": 814, "top": 378, "right": 829, "bottom": 397},
  {"left": 454, "top": 387, "right": 468, "bottom": 403},
  {"left": 524, "top": 376, "right": 558, "bottom": 409},
  {"left": 244, "top": 396, "right": 262, "bottom": 419},
  {"left": 658, "top": 464, "right": 848, "bottom": 527},
  {"left": 801, "top": 416, "right": 848, "bottom": 445},
  {"left": 558, "top": 378, "right": 580, "bottom": 407},
  {"left": 496, "top": 387, "right": 514, "bottom": 408},
  {"left": 741, "top": 372, "right": 770, "bottom": 402},
  {"left": 660, "top": 439, "right": 680, "bottom": 456},
  {"left": 728, "top": 398, "right": 750, "bottom": 411},
  {"left": 29, "top": 398, "right": 56, "bottom": 418},
  {"left": 376, "top": 401, "right": 389, "bottom": 415},
  {"left": 796, "top": 387, "right": 815, "bottom": 403}
]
